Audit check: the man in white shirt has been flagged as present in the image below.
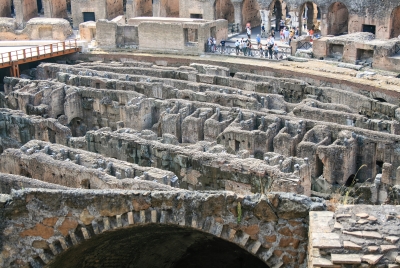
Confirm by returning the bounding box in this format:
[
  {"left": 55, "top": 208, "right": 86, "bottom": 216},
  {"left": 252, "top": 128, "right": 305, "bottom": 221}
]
[{"left": 235, "top": 40, "right": 240, "bottom": 55}]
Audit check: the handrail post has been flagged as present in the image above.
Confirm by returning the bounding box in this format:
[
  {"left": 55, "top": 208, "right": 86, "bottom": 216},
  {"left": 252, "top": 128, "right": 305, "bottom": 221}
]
[
  {"left": 23, "top": 49, "right": 26, "bottom": 60},
  {"left": 8, "top": 52, "right": 11, "bottom": 62},
  {"left": 50, "top": 44, "right": 53, "bottom": 54},
  {"left": 75, "top": 39, "right": 77, "bottom": 48},
  {"left": 37, "top": 46, "right": 40, "bottom": 58},
  {"left": 63, "top": 41, "right": 66, "bottom": 51}
]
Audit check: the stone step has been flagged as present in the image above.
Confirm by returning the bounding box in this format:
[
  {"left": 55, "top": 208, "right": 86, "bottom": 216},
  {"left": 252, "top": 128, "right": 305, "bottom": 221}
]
[{"left": 331, "top": 254, "right": 361, "bottom": 264}]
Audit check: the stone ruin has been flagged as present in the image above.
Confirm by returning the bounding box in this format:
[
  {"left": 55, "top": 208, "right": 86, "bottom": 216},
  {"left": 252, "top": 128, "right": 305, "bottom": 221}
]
[
  {"left": 0, "top": 59, "right": 400, "bottom": 267},
  {"left": 0, "top": 17, "right": 72, "bottom": 41}
]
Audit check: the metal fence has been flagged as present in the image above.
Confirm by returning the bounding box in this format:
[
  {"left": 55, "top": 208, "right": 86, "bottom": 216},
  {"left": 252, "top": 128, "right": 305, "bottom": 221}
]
[
  {"left": 205, "top": 44, "right": 291, "bottom": 60},
  {"left": 228, "top": 23, "right": 240, "bottom": 34},
  {"left": 297, "top": 41, "right": 313, "bottom": 50}
]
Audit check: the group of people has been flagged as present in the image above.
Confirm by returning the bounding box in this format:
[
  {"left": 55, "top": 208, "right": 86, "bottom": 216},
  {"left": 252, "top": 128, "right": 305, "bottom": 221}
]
[
  {"left": 234, "top": 34, "right": 280, "bottom": 59},
  {"left": 279, "top": 26, "right": 299, "bottom": 45}
]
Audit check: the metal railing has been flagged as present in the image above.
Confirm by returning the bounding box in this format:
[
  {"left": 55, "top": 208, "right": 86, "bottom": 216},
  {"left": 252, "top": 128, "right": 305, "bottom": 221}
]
[
  {"left": 0, "top": 39, "right": 79, "bottom": 66},
  {"left": 297, "top": 41, "right": 312, "bottom": 50},
  {"left": 395, "top": 44, "right": 400, "bottom": 55},
  {"left": 228, "top": 23, "right": 240, "bottom": 34},
  {"left": 205, "top": 44, "right": 291, "bottom": 60}
]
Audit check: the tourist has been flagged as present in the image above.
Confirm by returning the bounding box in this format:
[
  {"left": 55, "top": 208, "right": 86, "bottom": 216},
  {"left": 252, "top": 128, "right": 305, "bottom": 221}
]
[
  {"left": 261, "top": 24, "right": 266, "bottom": 37},
  {"left": 280, "top": 19, "right": 285, "bottom": 30},
  {"left": 280, "top": 29, "right": 285, "bottom": 42},
  {"left": 246, "top": 27, "right": 252, "bottom": 39},
  {"left": 256, "top": 34, "right": 261, "bottom": 46},
  {"left": 273, "top": 43, "right": 279, "bottom": 60},
  {"left": 309, "top": 28, "right": 314, "bottom": 38},
  {"left": 270, "top": 29, "right": 275, "bottom": 39},
  {"left": 246, "top": 39, "right": 252, "bottom": 56},
  {"left": 267, "top": 36, "right": 274, "bottom": 59},
  {"left": 212, "top": 37, "right": 217, "bottom": 52},
  {"left": 241, "top": 38, "right": 247, "bottom": 56},
  {"left": 258, "top": 41, "right": 264, "bottom": 57},
  {"left": 284, "top": 27, "right": 290, "bottom": 43},
  {"left": 220, "top": 39, "right": 226, "bottom": 53},
  {"left": 289, "top": 27, "right": 295, "bottom": 45},
  {"left": 295, "top": 27, "right": 299, "bottom": 38},
  {"left": 207, "top": 37, "right": 213, "bottom": 52},
  {"left": 235, "top": 39, "right": 240, "bottom": 55}
]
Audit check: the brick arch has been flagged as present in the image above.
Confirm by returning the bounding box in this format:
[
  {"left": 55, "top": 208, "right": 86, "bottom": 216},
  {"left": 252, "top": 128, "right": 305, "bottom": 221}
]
[
  {"left": 242, "top": 0, "right": 262, "bottom": 29},
  {"left": 298, "top": 1, "right": 319, "bottom": 35},
  {"left": 3, "top": 190, "right": 317, "bottom": 267},
  {"left": 30, "top": 208, "right": 268, "bottom": 267}
]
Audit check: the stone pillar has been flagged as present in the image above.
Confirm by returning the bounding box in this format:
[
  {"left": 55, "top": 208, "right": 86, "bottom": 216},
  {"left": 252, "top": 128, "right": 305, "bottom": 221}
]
[
  {"left": 289, "top": 11, "right": 298, "bottom": 28},
  {"left": 259, "top": 10, "right": 270, "bottom": 32},
  {"left": 281, "top": 2, "right": 287, "bottom": 19},
  {"left": 153, "top": 0, "right": 161, "bottom": 17},
  {"left": 126, "top": 0, "right": 136, "bottom": 19},
  {"left": 14, "top": 0, "right": 38, "bottom": 29},
  {"left": 320, "top": 13, "right": 328, "bottom": 36},
  {"left": 232, "top": 1, "right": 243, "bottom": 32},
  {"left": 42, "top": 0, "right": 68, "bottom": 19},
  {"left": 0, "top": 0, "right": 12, "bottom": 17}
]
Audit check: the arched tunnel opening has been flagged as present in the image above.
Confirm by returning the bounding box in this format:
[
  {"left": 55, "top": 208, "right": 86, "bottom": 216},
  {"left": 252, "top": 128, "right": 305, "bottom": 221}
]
[{"left": 47, "top": 224, "right": 269, "bottom": 268}]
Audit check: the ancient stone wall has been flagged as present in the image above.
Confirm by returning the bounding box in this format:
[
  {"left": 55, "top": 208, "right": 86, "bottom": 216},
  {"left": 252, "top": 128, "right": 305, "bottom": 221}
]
[
  {"left": 71, "top": 0, "right": 109, "bottom": 29},
  {"left": 0, "top": 188, "right": 325, "bottom": 267},
  {"left": 0, "top": 173, "right": 72, "bottom": 194},
  {"left": 160, "top": 0, "right": 179, "bottom": 17},
  {"left": 21, "top": 18, "right": 72, "bottom": 40},
  {"left": 0, "top": 140, "right": 176, "bottom": 191},
  {"left": 42, "top": 0, "right": 68, "bottom": 19},
  {"left": 215, "top": 0, "right": 234, "bottom": 23},
  {"left": 179, "top": 0, "right": 215, "bottom": 20},
  {"left": 106, "top": 0, "right": 124, "bottom": 20},
  {"left": 14, "top": 0, "right": 38, "bottom": 29}
]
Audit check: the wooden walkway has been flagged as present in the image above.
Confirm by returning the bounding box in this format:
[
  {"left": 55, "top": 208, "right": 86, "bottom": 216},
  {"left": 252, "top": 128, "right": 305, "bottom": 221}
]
[{"left": 0, "top": 39, "right": 80, "bottom": 77}]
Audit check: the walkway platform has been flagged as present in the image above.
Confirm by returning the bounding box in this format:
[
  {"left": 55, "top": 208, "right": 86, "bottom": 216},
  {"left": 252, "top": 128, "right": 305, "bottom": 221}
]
[{"left": 0, "top": 39, "right": 80, "bottom": 77}]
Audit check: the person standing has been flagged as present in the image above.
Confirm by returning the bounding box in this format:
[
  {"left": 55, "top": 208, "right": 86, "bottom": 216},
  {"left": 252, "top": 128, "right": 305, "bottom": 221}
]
[
  {"left": 246, "top": 39, "right": 252, "bottom": 56},
  {"left": 284, "top": 27, "right": 290, "bottom": 43},
  {"left": 289, "top": 27, "right": 295, "bottom": 45},
  {"left": 212, "top": 37, "right": 217, "bottom": 52},
  {"left": 309, "top": 28, "right": 314, "bottom": 38},
  {"left": 258, "top": 41, "right": 264, "bottom": 57},
  {"left": 247, "top": 27, "right": 252, "bottom": 39},
  {"left": 256, "top": 34, "right": 261, "bottom": 46},
  {"left": 235, "top": 39, "right": 240, "bottom": 55},
  {"left": 261, "top": 24, "right": 266, "bottom": 37},
  {"left": 280, "top": 19, "right": 285, "bottom": 30},
  {"left": 220, "top": 39, "right": 226, "bottom": 53},
  {"left": 241, "top": 38, "right": 247, "bottom": 56},
  {"left": 267, "top": 36, "right": 274, "bottom": 59},
  {"left": 273, "top": 43, "right": 279, "bottom": 60},
  {"left": 207, "top": 37, "right": 212, "bottom": 52}
]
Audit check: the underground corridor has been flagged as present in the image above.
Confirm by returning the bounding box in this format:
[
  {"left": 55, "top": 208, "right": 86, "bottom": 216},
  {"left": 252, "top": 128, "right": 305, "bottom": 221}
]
[{"left": 46, "top": 224, "right": 269, "bottom": 268}]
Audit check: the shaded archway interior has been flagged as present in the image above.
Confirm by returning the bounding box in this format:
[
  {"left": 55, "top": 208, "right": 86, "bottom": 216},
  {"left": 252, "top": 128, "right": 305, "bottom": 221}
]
[
  {"left": 327, "top": 2, "right": 349, "bottom": 36},
  {"left": 391, "top": 6, "right": 400, "bottom": 38},
  {"left": 47, "top": 224, "right": 269, "bottom": 268},
  {"left": 215, "top": 0, "right": 234, "bottom": 23}
]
